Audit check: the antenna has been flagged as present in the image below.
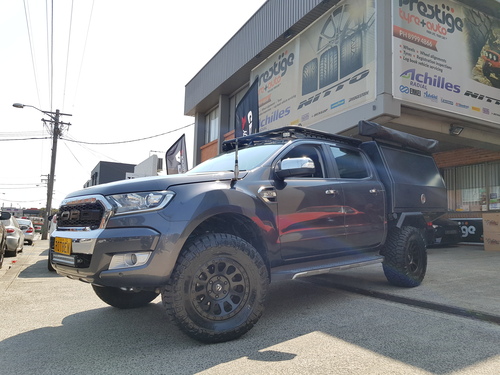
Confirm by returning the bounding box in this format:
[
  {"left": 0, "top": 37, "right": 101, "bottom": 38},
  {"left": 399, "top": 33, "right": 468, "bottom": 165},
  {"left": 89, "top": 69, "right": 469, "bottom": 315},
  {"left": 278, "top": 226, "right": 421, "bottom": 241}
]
[{"left": 232, "top": 138, "right": 239, "bottom": 182}]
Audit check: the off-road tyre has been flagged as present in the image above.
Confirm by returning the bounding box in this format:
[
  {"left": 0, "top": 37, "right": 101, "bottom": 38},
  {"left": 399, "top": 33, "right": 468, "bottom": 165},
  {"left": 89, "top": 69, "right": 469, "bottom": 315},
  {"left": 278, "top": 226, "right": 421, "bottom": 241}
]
[
  {"left": 92, "top": 285, "right": 159, "bottom": 309},
  {"left": 162, "top": 233, "right": 269, "bottom": 343},
  {"left": 382, "top": 226, "right": 427, "bottom": 288}
]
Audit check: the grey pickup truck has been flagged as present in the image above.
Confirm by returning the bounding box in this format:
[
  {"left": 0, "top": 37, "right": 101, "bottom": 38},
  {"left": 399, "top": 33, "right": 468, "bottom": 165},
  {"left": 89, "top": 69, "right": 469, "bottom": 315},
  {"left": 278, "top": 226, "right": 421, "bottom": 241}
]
[{"left": 50, "top": 120, "right": 446, "bottom": 343}]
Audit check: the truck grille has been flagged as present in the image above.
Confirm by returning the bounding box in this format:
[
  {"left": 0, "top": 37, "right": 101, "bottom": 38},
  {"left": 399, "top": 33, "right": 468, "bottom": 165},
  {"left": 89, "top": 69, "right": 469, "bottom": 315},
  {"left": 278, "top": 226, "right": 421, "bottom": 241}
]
[{"left": 58, "top": 201, "right": 105, "bottom": 229}]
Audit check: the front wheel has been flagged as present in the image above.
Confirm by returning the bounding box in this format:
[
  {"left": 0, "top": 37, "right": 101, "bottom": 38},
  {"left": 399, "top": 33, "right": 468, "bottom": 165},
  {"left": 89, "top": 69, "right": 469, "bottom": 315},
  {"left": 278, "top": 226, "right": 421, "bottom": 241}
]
[
  {"left": 162, "top": 233, "right": 269, "bottom": 343},
  {"left": 382, "top": 226, "right": 427, "bottom": 288},
  {"left": 92, "top": 285, "right": 159, "bottom": 309}
]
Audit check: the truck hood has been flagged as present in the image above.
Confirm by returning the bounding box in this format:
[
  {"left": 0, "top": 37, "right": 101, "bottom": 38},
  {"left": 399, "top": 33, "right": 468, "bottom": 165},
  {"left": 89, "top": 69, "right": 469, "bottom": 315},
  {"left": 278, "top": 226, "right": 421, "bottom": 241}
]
[{"left": 64, "top": 171, "right": 244, "bottom": 199}]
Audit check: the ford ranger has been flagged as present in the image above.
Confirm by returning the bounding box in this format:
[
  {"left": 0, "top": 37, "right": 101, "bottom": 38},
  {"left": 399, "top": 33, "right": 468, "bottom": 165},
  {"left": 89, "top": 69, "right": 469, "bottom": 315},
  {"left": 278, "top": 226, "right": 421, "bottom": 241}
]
[{"left": 50, "top": 120, "right": 447, "bottom": 343}]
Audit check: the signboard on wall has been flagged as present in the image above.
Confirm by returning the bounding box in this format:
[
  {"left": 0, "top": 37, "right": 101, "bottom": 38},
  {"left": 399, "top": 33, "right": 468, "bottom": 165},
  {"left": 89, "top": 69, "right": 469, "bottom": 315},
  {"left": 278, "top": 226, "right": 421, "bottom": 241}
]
[
  {"left": 251, "top": 0, "right": 377, "bottom": 131},
  {"left": 392, "top": 0, "right": 500, "bottom": 124}
]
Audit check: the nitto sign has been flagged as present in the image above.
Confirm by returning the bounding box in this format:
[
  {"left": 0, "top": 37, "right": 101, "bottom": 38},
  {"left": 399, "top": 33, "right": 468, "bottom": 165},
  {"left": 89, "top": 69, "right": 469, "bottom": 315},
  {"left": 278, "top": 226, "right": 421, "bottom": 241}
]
[
  {"left": 297, "top": 70, "right": 370, "bottom": 110},
  {"left": 463, "top": 91, "right": 500, "bottom": 106}
]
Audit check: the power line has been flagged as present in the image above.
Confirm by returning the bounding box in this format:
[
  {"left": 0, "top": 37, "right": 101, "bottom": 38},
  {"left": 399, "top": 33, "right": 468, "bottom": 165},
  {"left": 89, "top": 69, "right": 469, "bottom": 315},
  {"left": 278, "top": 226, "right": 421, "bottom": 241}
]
[
  {"left": 0, "top": 122, "right": 194, "bottom": 144},
  {"left": 0, "top": 137, "right": 50, "bottom": 142},
  {"left": 61, "top": 123, "right": 194, "bottom": 145},
  {"left": 62, "top": 0, "right": 75, "bottom": 110},
  {"left": 22, "top": 0, "right": 42, "bottom": 106},
  {"left": 73, "top": 0, "right": 95, "bottom": 105},
  {"left": 49, "top": 0, "right": 54, "bottom": 111}
]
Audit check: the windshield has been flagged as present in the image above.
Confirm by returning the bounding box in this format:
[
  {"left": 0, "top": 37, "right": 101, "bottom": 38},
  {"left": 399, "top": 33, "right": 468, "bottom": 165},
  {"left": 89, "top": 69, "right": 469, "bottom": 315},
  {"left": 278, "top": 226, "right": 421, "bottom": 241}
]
[{"left": 188, "top": 144, "right": 283, "bottom": 174}]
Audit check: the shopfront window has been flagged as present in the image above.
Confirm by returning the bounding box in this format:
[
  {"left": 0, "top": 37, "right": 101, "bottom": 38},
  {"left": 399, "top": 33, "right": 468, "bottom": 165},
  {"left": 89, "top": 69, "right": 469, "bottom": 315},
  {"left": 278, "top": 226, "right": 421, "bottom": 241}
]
[
  {"left": 443, "top": 162, "right": 499, "bottom": 212},
  {"left": 489, "top": 162, "right": 500, "bottom": 210},
  {"left": 205, "top": 108, "right": 219, "bottom": 144}
]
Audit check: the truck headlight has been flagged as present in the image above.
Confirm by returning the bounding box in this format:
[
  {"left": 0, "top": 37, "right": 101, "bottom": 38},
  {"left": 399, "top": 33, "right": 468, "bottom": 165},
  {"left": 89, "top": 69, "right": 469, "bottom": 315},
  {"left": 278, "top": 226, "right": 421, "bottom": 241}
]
[{"left": 106, "top": 191, "right": 175, "bottom": 215}]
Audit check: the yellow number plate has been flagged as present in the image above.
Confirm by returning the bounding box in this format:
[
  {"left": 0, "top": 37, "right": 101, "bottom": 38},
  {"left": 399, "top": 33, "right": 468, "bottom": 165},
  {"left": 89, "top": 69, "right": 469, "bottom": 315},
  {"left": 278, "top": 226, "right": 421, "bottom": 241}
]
[{"left": 54, "top": 237, "right": 72, "bottom": 255}]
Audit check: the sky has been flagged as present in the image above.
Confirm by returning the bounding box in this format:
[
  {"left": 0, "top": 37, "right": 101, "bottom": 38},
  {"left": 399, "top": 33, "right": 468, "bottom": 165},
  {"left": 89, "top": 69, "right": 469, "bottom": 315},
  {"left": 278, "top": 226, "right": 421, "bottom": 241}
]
[{"left": 0, "top": 0, "right": 267, "bottom": 211}]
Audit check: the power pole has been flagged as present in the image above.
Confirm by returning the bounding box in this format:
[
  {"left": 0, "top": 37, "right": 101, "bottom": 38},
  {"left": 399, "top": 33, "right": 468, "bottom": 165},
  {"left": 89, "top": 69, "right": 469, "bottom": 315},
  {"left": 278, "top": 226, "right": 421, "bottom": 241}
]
[
  {"left": 41, "top": 109, "right": 71, "bottom": 240},
  {"left": 13, "top": 103, "right": 71, "bottom": 240}
]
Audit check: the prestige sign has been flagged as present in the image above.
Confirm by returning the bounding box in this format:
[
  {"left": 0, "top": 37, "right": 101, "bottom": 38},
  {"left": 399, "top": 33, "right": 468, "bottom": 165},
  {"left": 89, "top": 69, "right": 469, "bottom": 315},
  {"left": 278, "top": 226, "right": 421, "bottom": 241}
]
[{"left": 393, "top": 0, "right": 500, "bottom": 124}]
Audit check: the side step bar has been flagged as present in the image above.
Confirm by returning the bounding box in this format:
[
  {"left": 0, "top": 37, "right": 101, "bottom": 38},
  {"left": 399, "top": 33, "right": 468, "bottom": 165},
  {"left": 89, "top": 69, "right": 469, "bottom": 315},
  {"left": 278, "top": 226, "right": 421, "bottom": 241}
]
[{"left": 271, "top": 254, "right": 384, "bottom": 282}]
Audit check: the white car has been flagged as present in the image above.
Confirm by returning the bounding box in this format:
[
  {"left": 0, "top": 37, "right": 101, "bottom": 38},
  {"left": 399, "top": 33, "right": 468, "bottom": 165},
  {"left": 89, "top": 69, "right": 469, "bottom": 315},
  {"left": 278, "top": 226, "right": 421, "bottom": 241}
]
[
  {"left": 1, "top": 216, "right": 24, "bottom": 256},
  {"left": 17, "top": 218, "right": 35, "bottom": 245}
]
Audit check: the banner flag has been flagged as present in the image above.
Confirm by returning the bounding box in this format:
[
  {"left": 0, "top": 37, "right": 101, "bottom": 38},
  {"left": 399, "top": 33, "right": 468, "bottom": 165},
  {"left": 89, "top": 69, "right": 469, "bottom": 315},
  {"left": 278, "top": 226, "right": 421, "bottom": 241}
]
[
  {"left": 235, "top": 78, "right": 260, "bottom": 137},
  {"left": 166, "top": 134, "right": 188, "bottom": 174}
]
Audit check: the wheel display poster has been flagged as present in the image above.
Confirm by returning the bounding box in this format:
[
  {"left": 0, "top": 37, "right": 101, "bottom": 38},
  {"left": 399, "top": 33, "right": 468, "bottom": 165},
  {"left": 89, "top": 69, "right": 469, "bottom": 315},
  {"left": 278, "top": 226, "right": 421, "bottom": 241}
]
[
  {"left": 392, "top": 0, "right": 500, "bottom": 125},
  {"left": 251, "top": 0, "right": 377, "bottom": 131}
]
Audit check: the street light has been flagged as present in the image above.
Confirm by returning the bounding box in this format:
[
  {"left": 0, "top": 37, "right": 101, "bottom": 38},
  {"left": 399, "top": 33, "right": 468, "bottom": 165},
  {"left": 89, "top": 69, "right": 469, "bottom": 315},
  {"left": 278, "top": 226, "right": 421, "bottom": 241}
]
[{"left": 13, "top": 103, "right": 72, "bottom": 240}]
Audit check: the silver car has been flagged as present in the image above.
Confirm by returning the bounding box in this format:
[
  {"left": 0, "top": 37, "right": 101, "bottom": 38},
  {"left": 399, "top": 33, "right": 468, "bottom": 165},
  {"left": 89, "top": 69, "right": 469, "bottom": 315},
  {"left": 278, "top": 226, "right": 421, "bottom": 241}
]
[
  {"left": 1, "top": 216, "right": 24, "bottom": 256},
  {"left": 17, "top": 218, "right": 35, "bottom": 245}
]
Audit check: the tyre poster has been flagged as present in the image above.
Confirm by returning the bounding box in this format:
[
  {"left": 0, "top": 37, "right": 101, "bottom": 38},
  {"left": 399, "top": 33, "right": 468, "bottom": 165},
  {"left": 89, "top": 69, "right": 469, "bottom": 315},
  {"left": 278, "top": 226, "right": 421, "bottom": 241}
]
[
  {"left": 393, "top": 0, "right": 500, "bottom": 124},
  {"left": 251, "top": 0, "right": 376, "bottom": 131}
]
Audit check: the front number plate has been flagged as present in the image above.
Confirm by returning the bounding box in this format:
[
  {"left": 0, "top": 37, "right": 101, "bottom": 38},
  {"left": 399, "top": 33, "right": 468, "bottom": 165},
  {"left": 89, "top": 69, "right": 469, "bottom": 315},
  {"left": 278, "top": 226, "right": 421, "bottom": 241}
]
[{"left": 54, "top": 237, "right": 72, "bottom": 255}]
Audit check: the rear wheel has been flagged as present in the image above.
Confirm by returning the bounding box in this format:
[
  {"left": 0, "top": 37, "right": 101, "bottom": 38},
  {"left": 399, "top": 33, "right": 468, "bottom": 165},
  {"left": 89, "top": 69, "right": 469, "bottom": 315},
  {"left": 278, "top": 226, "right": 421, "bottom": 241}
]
[
  {"left": 5, "top": 248, "right": 16, "bottom": 257},
  {"left": 92, "top": 285, "right": 159, "bottom": 309},
  {"left": 162, "top": 233, "right": 269, "bottom": 343},
  {"left": 382, "top": 226, "right": 427, "bottom": 287}
]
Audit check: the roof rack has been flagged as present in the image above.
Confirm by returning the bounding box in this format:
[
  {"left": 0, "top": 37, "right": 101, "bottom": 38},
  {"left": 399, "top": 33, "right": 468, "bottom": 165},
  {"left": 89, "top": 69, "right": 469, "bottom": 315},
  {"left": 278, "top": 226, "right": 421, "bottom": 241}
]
[{"left": 222, "top": 126, "right": 361, "bottom": 152}]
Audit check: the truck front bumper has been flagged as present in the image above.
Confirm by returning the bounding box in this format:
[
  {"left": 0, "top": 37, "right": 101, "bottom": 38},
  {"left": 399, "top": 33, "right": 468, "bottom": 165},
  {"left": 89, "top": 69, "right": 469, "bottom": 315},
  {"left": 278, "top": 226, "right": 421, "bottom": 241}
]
[{"left": 50, "top": 227, "right": 171, "bottom": 288}]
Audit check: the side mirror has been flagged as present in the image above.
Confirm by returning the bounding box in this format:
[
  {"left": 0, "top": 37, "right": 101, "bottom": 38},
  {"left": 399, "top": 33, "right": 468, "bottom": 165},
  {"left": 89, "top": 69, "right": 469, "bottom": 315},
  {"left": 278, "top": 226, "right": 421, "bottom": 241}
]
[
  {"left": 1, "top": 212, "right": 12, "bottom": 221},
  {"left": 275, "top": 157, "right": 315, "bottom": 179}
]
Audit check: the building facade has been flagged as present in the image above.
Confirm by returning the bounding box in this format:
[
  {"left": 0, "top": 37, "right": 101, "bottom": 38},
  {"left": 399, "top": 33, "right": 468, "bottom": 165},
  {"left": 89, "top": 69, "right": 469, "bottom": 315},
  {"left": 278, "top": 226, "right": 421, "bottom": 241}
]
[
  {"left": 84, "top": 161, "right": 136, "bottom": 188},
  {"left": 184, "top": 0, "right": 500, "bottom": 237}
]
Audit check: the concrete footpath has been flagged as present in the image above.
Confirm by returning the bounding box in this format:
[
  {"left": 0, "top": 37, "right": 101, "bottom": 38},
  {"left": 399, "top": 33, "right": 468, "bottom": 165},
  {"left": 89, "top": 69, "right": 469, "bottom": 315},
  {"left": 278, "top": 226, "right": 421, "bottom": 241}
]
[
  {"left": 309, "top": 244, "right": 500, "bottom": 325},
  {"left": 2, "top": 239, "right": 500, "bottom": 323}
]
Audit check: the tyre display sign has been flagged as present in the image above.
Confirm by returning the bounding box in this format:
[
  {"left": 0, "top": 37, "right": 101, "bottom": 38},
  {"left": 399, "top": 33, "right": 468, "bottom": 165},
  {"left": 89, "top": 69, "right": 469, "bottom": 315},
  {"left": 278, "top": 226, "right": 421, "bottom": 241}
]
[
  {"left": 251, "top": 0, "right": 376, "bottom": 131},
  {"left": 392, "top": 0, "right": 500, "bottom": 125}
]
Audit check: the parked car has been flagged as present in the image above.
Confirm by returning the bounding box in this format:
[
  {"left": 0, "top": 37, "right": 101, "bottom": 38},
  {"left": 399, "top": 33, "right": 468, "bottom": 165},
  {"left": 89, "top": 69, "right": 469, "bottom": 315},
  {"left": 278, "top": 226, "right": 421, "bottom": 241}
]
[
  {"left": 2, "top": 215, "right": 25, "bottom": 256},
  {"left": 431, "top": 217, "right": 462, "bottom": 246},
  {"left": 0, "top": 211, "right": 11, "bottom": 269},
  {"left": 17, "top": 218, "right": 35, "bottom": 245}
]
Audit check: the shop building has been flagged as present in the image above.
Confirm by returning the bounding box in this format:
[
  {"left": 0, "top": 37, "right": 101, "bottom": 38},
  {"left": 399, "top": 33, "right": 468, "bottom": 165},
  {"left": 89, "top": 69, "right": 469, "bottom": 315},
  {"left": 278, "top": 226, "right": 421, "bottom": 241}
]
[{"left": 184, "top": 0, "right": 500, "bottom": 239}]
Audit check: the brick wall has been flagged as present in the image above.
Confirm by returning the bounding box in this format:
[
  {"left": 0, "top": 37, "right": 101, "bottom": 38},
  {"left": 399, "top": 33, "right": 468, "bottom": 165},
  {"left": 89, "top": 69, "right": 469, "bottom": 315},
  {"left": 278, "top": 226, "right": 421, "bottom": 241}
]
[
  {"left": 200, "top": 139, "right": 218, "bottom": 163},
  {"left": 434, "top": 148, "right": 500, "bottom": 169}
]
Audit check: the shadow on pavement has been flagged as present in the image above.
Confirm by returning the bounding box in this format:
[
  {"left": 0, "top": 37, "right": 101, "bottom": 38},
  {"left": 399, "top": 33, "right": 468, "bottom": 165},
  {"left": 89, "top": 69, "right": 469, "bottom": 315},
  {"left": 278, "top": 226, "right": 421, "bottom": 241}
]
[{"left": 1, "top": 277, "right": 499, "bottom": 375}]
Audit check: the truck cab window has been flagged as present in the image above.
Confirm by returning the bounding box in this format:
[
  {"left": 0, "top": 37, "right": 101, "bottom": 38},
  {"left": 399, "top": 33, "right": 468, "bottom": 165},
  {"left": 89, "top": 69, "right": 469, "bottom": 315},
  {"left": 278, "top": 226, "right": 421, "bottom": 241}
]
[{"left": 330, "top": 146, "right": 369, "bottom": 179}]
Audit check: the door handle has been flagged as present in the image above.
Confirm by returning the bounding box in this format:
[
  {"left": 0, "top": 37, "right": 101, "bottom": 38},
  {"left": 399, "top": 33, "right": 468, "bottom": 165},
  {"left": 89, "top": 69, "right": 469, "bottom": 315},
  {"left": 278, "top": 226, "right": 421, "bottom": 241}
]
[
  {"left": 369, "top": 188, "right": 382, "bottom": 195},
  {"left": 325, "top": 189, "right": 339, "bottom": 196}
]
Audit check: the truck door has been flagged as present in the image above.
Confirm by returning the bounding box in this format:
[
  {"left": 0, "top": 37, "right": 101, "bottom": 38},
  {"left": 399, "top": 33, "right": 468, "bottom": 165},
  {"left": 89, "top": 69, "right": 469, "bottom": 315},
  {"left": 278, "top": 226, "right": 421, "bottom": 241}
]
[
  {"left": 275, "top": 143, "right": 346, "bottom": 260},
  {"left": 329, "top": 146, "right": 386, "bottom": 250}
]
